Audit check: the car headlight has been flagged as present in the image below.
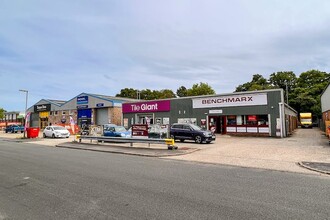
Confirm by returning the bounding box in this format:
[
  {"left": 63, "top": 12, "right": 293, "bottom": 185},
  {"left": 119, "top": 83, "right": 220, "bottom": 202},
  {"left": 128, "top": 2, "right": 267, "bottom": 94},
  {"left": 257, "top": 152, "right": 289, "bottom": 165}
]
[{"left": 203, "top": 132, "right": 209, "bottom": 136}]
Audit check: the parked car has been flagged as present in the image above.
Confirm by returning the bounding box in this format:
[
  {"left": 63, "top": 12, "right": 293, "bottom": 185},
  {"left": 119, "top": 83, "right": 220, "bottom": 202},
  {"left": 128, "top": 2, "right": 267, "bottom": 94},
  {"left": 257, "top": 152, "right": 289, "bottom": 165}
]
[
  {"left": 5, "top": 124, "right": 24, "bottom": 133},
  {"left": 103, "top": 124, "right": 131, "bottom": 138},
  {"left": 43, "top": 125, "right": 70, "bottom": 138},
  {"left": 170, "top": 123, "right": 216, "bottom": 144}
]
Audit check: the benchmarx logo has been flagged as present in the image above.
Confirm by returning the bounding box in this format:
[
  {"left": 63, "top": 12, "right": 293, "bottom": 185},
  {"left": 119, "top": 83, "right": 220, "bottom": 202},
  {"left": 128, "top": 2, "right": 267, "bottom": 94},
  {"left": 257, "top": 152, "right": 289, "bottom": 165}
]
[{"left": 77, "top": 96, "right": 88, "bottom": 105}]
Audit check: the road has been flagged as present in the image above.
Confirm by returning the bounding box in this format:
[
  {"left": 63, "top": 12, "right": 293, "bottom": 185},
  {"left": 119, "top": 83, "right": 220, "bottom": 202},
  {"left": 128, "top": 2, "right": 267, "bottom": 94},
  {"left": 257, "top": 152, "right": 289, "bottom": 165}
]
[{"left": 0, "top": 141, "right": 329, "bottom": 220}]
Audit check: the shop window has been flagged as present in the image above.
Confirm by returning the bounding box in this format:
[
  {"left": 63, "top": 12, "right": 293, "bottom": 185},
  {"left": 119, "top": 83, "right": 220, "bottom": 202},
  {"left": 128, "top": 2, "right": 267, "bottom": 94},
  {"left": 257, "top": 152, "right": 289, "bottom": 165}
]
[
  {"left": 236, "top": 115, "right": 244, "bottom": 125},
  {"left": 69, "top": 110, "right": 74, "bottom": 115},
  {"left": 62, "top": 111, "right": 66, "bottom": 115},
  {"left": 258, "top": 115, "right": 268, "bottom": 125},
  {"left": 227, "top": 115, "right": 236, "bottom": 125},
  {"left": 54, "top": 111, "right": 58, "bottom": 116},
  {"left": 246, "top": 115, "right": 268, "bottom": 125},
  {"left": 247, "top": 115, "right": 258, "bottom": 125}
]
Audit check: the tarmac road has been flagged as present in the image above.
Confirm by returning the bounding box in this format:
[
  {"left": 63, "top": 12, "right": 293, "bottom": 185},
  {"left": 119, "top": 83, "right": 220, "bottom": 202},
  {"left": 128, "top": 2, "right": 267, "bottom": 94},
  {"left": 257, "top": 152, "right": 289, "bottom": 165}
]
[
  {"left": 0, "top": 140, "right": 329, "bottom": 220},
  {"left": 1, "top": 128, "right": 330, "bottom": 174}
]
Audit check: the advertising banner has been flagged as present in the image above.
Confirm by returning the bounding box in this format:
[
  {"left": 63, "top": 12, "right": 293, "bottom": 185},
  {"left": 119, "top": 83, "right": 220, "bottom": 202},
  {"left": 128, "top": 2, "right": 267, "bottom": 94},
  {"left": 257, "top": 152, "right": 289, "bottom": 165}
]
[
  {"left": 123, "top": 100, "right": 171, "bottom": 113},
  {"left": 34, "top": 104, "right": 51, "bottom": 112},
  {"left": 77, "top": 96, "right": 88, "bottom": 105},
  {"left": 24, "top": 112, "right": 31, "bottom": 131},
  {"left": 77, "top": 109, "right": 92, "bottom": 119},
  {"left": 131, "top": 124, "right": 148, "bottom": 138},
  {"left": 193, "top": 93, "right": 267, "bottom": 108}
]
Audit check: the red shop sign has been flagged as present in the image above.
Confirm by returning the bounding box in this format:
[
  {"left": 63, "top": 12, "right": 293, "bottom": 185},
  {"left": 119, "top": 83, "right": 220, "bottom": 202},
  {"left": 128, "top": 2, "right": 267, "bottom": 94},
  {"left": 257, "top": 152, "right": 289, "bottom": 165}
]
[
  {"left": 131, "top": 124, "right": 149, "bottom": 137},
  {"left": 248, "top": 115, "right": 257, "bottom": 121}
]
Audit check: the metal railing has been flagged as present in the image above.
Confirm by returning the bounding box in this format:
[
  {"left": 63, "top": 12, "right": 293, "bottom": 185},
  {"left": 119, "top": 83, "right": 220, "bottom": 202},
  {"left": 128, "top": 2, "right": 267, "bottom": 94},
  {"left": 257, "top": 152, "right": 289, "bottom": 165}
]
[{"left": 75, "top": 135, "right": 177, "bottom": 150}]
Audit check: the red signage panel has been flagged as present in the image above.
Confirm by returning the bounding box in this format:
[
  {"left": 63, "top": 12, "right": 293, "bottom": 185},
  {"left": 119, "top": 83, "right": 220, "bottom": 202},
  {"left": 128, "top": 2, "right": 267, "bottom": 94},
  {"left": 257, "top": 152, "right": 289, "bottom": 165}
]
[{"left": 131, "top": 124, "right": 149, "bottom": 137}]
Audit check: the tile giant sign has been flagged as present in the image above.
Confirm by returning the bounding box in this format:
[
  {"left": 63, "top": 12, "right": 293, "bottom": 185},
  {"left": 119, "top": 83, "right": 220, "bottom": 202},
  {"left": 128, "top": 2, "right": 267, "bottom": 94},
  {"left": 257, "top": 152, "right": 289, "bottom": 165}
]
[
  {"left": 193, "top": 93, "right": 267, "bottom": 108},
  {"left": 123, "top": 100, "right": 171, "bottom": 113}
]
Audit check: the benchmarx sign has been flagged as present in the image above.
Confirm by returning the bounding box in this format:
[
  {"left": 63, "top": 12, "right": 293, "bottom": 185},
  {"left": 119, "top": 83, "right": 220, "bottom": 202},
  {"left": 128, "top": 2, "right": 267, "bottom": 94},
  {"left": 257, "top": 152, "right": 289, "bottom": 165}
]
[
  {"left": 193, "top": 93, "right": 268, "bottom": 108},
  {"left": 123, "top": 100, "right": 171, "bottom": 113}
]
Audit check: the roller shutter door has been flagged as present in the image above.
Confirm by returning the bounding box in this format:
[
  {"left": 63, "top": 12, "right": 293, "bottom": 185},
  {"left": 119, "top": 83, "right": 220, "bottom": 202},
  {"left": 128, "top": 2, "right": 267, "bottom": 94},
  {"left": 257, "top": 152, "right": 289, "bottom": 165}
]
[{"left": 96, "top": 108, "right": 109, "bottom": 125}]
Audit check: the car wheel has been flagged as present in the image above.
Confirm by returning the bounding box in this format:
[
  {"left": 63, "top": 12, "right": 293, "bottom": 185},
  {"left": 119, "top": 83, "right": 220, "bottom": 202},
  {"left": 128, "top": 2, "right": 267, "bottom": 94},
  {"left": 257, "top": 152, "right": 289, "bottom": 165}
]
[
  {"left": 43, "top": 133, "right": 46, "bottom": 138},
  {"left": 5, "top": 130, "right": 7, "bottom": 133},
  {"left": 180, "top": 139, "right": 185, "bottom": 142},
  {"left": 52, "top": 134, "right": 55, "bottom": 138},
  {"left": 195, "top": 135, "right": 202, "bottom": 144}
]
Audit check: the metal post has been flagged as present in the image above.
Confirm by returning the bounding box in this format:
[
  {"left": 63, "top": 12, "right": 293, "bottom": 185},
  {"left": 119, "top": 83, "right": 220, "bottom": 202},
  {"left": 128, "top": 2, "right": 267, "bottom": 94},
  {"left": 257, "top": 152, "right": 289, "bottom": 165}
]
[
  {"left": 285, "top": 81, "right": 289, "bottom": 104},
  {"left": 19, "top": 89, "right": 28, "bottom": 138}
]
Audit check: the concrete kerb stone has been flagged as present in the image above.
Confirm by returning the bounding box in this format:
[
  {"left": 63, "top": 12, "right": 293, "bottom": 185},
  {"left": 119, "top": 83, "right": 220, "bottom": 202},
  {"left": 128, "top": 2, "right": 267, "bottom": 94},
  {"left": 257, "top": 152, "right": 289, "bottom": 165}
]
[
  {"left": 56, "top": 142, "right": 199, "bottom": 157},
  {"left": 298, "top": 162, "right": 330, "bottom": 175}
]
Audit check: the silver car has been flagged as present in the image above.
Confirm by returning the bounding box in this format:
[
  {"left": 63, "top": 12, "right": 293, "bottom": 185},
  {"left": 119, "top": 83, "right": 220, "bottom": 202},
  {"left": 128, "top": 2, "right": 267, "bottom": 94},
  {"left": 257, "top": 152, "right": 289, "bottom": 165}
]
[{"left": 43, "top": 125, "right": 70, "bottom": 138}]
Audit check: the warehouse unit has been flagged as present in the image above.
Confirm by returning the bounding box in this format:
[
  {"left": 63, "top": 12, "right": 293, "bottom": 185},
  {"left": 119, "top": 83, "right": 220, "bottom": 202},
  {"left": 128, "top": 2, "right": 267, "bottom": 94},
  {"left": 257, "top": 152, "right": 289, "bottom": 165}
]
[
  {"left": 27, "top": 93, "right": 135, "bottom": 133},
  {"left": 321, "top": 83, "right": 330, "bottom": 134},
  {"left": 122, "top": 89, "right": 297, "bottom": 137}
]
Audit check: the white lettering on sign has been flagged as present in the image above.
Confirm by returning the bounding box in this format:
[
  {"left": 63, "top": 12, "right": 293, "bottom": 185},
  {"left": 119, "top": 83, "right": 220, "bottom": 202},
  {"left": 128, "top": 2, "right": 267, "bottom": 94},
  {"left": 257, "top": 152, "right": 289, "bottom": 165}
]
[
  {"left": 193, "top": 93, "right": 267, "bottom": 108},
  {"left": 37, "top": 105, "right": 47, "bottom": 110},
  {"left": 130, "top": 103, "right": 158, "bottom": 112}
]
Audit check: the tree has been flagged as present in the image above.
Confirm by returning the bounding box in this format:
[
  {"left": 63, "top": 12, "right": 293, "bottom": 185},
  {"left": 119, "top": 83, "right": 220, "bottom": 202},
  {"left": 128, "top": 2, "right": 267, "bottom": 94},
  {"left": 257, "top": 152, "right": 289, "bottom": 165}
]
[
  {"left": 291, "top": 70, "right": 330, "bottom": 118},
  {"left": 176, "top": 86, "right": 188, "bottom": 97},
  {"left": 159, "top": 89, "right": 176, "bottom": 99},
  {"left": 186, "top": 82, "right": 216, "bottom": 96},
  {"left": 116, "top": 88, "right": 138, "bottom": 99},
  {"left": 234, "top": 69, "right": 330, "bottom": 119},
  {"left": 0, "top": 108, "right": 5, "bottom": 119},
  {"left": 269, "top": 71, "right": 297, "bottom": 104},
  {"left": 235, "top": 74, "right": 272, "bottom": 92},
  {"left": 296, "top": 70, "right": 330, "bottom": 90}
]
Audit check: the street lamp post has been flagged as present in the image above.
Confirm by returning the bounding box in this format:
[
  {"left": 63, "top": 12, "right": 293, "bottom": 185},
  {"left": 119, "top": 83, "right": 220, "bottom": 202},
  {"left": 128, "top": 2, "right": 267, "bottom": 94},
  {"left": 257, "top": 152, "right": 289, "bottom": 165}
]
[{"left": 19, "top": 89, "right": 28, "bottom": 138}]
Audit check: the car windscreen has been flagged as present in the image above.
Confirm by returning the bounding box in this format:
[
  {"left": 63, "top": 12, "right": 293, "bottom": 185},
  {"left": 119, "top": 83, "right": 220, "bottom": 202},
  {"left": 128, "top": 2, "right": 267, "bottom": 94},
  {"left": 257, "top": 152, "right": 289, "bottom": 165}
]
[
  {"left": 53, "top": 126, "right": 66, "bottom": 130},
  {"left": 190, "top": 124, "right": 203, "bottom": 131},
  {"left": 115, "top": 126, "right": 127, "bottom": 132}
]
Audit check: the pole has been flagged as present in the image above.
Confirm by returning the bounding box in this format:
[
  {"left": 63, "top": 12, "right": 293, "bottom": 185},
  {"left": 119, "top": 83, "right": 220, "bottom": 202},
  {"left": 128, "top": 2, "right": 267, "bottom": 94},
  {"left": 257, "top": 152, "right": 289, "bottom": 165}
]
[{"left": 19, "top": 89, "right": 28, "bottom": 138}]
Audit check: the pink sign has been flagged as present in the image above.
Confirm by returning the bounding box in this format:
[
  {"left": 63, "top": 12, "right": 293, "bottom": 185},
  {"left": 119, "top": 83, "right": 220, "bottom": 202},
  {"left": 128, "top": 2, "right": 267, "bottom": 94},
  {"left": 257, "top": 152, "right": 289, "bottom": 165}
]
[{"left": 123, "top": 100, "right": 171, "bottom": 113}]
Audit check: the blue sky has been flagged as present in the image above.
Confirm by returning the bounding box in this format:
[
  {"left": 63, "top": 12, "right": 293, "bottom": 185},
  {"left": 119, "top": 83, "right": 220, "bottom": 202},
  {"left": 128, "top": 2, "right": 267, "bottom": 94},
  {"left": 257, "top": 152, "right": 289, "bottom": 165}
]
[{"left": 1, "top": 0, "right": 330, "bottom": 111}]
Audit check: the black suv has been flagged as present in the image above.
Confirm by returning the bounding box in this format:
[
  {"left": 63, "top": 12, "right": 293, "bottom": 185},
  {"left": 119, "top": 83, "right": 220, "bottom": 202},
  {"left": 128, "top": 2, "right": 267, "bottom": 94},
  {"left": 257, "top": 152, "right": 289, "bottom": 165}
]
[{"left": 170, "top": 123, "right": 216, "bottom": 144}]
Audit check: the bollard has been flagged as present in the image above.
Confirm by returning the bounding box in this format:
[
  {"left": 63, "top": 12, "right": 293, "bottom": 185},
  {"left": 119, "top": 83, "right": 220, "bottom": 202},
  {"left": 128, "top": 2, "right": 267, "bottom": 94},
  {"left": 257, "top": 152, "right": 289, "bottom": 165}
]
[
  {"left": 75, "top": 135, "right": 81, "bottom": 143},
  {"left": 165, "top": 138, "right": 177, "bottom": 150}
]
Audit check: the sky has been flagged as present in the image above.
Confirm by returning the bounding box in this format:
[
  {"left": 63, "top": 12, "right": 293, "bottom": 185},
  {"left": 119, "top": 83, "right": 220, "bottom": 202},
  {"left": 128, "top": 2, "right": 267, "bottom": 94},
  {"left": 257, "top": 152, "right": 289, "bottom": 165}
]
[{"left": 1, "top": 0, "right": 330, "bottom": 111}]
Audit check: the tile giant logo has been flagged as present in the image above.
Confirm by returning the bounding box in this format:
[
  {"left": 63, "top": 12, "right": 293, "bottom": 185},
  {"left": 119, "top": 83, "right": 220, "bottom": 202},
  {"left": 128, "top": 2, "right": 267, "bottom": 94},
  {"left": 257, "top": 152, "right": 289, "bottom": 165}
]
[
  {"left": 123, "top": 100, "right": 171, "bottom": 113},
  {"left": 193, "top": 93, "right": 268, "bottom": 108}
]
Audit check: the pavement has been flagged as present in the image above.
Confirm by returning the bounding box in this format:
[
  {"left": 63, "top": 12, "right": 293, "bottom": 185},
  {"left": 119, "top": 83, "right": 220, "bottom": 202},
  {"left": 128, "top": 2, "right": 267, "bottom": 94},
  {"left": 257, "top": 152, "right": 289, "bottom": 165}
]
[{"left": 1, "top": 128, "right": 330, "bottom": 176}]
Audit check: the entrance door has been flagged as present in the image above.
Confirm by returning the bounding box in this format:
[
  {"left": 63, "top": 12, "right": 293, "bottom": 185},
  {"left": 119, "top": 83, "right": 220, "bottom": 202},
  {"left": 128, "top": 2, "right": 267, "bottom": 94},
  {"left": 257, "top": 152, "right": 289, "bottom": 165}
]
[
  {"left": 208, "top": 116, "right": 226, "bottom": 134},
  {"left": 40, "top": 117, "right": 48, "bottom": 129}
]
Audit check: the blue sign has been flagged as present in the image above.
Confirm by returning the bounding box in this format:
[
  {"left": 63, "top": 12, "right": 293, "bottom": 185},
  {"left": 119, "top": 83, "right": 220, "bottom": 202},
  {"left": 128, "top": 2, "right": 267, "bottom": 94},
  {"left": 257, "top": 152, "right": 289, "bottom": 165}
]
[
  {"left": 96, "top": 103, "right": 104, "bottom": 108},
  {"left": 77, "top": 96, "right": 88, "bottom": 105},
  {"left": 78, "top": 109, "right": 92, "bottom": 119}
]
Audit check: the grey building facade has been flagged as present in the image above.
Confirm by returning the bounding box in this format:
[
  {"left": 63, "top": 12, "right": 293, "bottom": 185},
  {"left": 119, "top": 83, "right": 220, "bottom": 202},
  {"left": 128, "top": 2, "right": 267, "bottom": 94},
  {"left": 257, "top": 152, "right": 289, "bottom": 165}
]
[{"left": 123, "top": 89, "right": 297, "bottom": 138}]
